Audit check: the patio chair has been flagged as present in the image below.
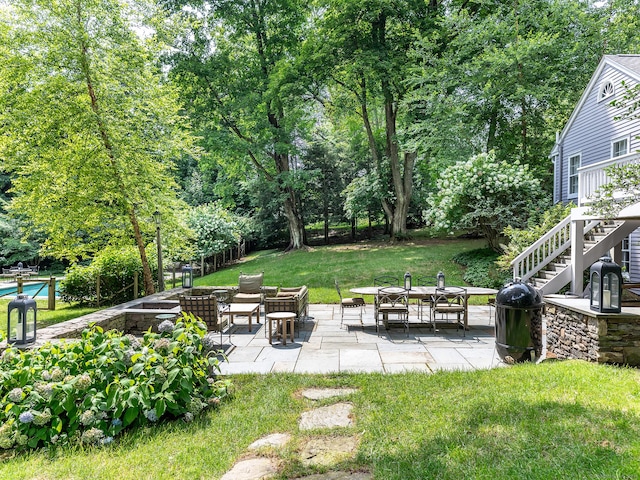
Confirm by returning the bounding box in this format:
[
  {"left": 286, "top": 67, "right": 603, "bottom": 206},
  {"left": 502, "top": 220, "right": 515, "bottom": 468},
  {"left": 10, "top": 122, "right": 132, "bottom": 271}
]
[
  {"left": 430, "top": 287, "right": 467, "bottom": 336},
  {"left": 373, "top": 275, "right": 399, "bottom": 319},
  {"left": 487, "top": 296, "right": 496, "bottom": 325},
  {"left": 415, "top": 275, "right": 435, "bottom": 322},
  {"left": 335, "top": 280, "right": 365, "bottom": 329},
  {"left": 373, "top": 275, "right": 399, "bottom": 287},
  {"left": 179, "top": 294, "right": 229, "bottom": 344},
  {"left": 232, "top": 272, "right": 264, "bottom": 304},
  {"left": 375, "top": 286, "right": 409, "bottom": 337}
]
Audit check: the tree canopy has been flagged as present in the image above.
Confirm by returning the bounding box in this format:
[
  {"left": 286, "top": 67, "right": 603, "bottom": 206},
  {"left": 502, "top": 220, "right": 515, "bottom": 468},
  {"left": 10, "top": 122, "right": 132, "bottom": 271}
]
[
  {"left": 0, "top": 0, "right": 197, "bottom": 291},
  {"left": 2, "top": 0, "right": 640, "bottom": 265}
]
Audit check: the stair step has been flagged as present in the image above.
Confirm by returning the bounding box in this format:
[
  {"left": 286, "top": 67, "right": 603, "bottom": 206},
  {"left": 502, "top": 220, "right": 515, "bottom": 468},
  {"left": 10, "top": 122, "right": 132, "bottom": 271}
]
[
  {"left": 549, "top": 262, "right": 569, "bottom": 271},
  {"left": 531, "top": 277, "right": 549, "bottom": 287},
  {"left": 537, "top": 270, "right": 556, "bottom": 279}
]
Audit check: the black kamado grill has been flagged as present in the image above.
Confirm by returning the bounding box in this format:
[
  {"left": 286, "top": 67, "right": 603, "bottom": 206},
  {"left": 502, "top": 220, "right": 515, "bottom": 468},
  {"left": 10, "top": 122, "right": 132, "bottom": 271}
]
[{"left": 495, "top": 280, "right": 544, "bottom": 363}]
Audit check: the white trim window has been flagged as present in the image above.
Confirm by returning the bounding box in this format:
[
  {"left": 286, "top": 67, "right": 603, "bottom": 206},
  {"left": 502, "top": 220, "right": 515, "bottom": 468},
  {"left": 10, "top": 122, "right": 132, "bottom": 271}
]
[
  {"left": 622, "top": 236, "right": 630, "bottom": 273},
  {"left": 568, "top": 153, "right": 580, "bottom": 197},
  {"left": 598, "top": 80, "right": 615, "bottom": 102},
  {"left": 611, "top": 136, "right": 629, "bottom": 158}
]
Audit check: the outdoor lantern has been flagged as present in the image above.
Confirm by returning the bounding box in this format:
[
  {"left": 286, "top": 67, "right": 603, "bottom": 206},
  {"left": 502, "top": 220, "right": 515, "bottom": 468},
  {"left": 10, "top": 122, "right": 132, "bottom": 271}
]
[
  {"left": 182, "top": 264, "right": 193, "bottom": 289},
  {"left": 590, "top": 255, "right": 622, "bottom": 313},
  {"left": 404, "top": 272, "right": 412, "bottom": 291},
  {"left": 437, "top": 271, "right": 445, "bottom": 289},
  {"left": 7, "top": 294, "right": 37, "bottom": 345}
]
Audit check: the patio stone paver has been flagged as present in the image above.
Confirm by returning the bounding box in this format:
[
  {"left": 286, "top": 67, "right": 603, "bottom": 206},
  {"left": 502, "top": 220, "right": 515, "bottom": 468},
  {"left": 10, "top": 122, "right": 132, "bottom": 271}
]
[
  {"left": 219, "top": 457, "right": 279, "bottom": 480},
  {"left": 299, "top": 402, "right": 353, "bottom": 430},
  {"left": 340, "top": 349, "right": 383, "bottom": 372},
  {"left": 248, "top": 433, "right": 292, "bottom": 450},
  {"left": 301, "top": 388, "right": 359, "bottom": 400},
  {"left": 378, "top": 350, "right": 433, "bottom": 364},
  {"left": 217, "top": 304, "right": 501, "bottom": 374},
  {"left": 427, "top": 347, "right": 471, "bottom": 364},
  {"left": 300, "top": 435, "right": 359, "bottom": 466}
]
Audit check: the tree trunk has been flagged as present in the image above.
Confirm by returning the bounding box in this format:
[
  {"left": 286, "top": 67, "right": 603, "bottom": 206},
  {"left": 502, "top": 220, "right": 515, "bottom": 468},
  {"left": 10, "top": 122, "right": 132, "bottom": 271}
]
[
  {"left": 283, "top": 194, "right": 305, "bottom": 250},
  {"left": 77, "top": 17, "right": 155, "bottom": 295},
  {"left": 383, "top": 94, "right": 415, "bottom": 240},
  {"left": 323, "top": 204, "right": 329, "bottom": 244}
]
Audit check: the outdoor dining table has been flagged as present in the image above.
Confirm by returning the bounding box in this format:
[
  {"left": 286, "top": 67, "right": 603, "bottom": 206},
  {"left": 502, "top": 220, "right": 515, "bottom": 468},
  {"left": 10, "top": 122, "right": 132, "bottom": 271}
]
[
  {"left": 351, "top": 285, "right": 499, "bottom": 328},
  {"left": 9, "top": 268, "right": 33, "bottom": 277},
  {"left": 349, "top": 286, "right": 498, "bottom": 298}
]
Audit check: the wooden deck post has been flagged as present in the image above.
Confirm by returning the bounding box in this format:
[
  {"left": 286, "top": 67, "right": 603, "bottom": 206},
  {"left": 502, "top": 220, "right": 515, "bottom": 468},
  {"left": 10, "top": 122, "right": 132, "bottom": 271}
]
[{"left": 47, "top": 276, "right": 56, "bottom": 310}]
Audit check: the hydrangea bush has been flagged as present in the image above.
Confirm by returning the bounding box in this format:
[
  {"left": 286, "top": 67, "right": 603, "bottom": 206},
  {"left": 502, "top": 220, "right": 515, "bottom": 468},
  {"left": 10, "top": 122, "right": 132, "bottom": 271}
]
[
  {"left": 0, "top": 313, "right": 230, "bottom": 450},
  {"left": 424, "top": 151, "right": 549, "bottom": 252}
]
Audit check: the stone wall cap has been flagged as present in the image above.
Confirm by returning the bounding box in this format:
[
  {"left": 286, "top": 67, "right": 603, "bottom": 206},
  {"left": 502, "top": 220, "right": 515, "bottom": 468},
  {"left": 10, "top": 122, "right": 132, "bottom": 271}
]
[{"left": 544, "top": 297, "right": 640, "bottom": 318}]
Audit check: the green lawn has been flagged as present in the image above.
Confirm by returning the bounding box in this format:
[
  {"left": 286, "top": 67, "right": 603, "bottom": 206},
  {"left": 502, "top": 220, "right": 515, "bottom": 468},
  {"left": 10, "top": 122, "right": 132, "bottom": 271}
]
[
  {"left": 195, "top": 237, "right": 488, "bottom": 304},
  {"left": 3, "top": 236, "right": 487, "bottom": 334},
  {"left": 2, "top": 361, "right": 640, "bottom": 479}
]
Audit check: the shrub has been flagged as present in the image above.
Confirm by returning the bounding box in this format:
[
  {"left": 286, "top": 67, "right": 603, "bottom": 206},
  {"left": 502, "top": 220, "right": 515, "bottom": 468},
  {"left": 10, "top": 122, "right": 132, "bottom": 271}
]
[
  {"left": 425, "top": 151, "right": 549, "bottom": 253},
  {"left": 60, "top": 246, "right": 156, "bottom": 306},
  {"left": 0, "top": 313, "right": 230, "bottom": 451},
  {"left": 452, "top": 249, "right": 510, "bottom": 289}
]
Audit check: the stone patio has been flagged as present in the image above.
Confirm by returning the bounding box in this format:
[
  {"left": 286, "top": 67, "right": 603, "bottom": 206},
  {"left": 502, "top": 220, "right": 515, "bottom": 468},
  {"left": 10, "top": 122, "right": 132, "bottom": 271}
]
[{"left": 217, "top": 304, "right": 502, "bottom": 374}]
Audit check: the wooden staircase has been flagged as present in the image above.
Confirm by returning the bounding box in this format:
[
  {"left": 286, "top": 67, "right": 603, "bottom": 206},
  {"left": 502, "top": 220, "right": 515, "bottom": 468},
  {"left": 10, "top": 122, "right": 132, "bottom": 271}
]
[{"left": 512, "top": 214, "right": 640, "bottom": 295}]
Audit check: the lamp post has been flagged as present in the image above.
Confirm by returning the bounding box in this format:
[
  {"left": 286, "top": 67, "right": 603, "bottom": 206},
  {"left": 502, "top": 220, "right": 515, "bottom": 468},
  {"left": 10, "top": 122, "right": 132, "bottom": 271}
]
[{"left": 154, "top": 210, "right": 164, "bottom": 292}]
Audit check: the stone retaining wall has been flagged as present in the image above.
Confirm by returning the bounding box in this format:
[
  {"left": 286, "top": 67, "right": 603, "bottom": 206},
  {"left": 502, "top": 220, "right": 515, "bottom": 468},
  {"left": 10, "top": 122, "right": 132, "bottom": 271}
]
[
  {"left": 544, "top": 303, "right": 599, "bottom": 362},
  {"left": 544, "top": 298, "right": 640, "bottom": 365}
]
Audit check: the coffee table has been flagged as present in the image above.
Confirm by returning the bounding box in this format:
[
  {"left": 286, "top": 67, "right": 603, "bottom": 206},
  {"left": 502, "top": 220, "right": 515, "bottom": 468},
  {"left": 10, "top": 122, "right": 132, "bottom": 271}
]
[{"left": 222, "top": 303, "right": 261, "bottom": 332}]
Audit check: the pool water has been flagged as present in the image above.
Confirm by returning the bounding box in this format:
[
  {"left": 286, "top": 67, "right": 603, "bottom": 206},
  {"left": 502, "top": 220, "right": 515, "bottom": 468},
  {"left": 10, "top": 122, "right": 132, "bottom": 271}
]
[{"left": 0, "top": 281, "right": 61, "bottom": 299}]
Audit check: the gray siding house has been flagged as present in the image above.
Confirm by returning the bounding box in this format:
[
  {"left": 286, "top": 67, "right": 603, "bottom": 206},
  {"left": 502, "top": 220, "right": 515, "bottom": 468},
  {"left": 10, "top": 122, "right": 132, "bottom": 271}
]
[
  {"left": 550, "top": 54, "right": 640, "bottom": 284},
  {"left": 512, "top": 55, "right": 640, "bottom": 294}
]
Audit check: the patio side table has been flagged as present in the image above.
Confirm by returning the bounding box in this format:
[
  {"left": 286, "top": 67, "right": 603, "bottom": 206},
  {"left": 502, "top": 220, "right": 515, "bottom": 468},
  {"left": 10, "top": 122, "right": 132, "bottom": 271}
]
[{"left": 266, "top": 312, "right": 295, "bottom": 345}]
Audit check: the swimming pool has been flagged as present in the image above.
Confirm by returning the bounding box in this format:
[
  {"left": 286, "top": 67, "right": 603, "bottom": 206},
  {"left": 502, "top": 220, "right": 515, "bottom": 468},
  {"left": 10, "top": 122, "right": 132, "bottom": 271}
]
[{"left": 0, "top": 281, "right": 61, "bottom": 299}]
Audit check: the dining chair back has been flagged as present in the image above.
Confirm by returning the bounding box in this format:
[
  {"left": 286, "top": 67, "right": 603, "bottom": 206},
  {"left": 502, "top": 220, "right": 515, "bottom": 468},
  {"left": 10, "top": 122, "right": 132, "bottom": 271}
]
[
  {"left": 375, "top": 286, "right": 409, "bottom": 336},
  {"left": 335, "top": 280, "right": 365, "bottom": 329},
  {"left": 430, "top": 287, "right": 467, "bottom": 336}
]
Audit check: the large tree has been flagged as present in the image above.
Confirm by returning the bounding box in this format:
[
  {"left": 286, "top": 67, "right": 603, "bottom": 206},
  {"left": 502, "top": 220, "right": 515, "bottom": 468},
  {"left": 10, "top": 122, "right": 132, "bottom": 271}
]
[
  {"left": 165, "top": 0, "right": 310, "bottom": 250},
  {"left": 406, "top": 0, "right": 640, "bottom": 180},
  {"left": 0, "top": 0, "right": 196, "bottom": 294},
  {"left": 308, "top": 0, "right": 441, "bottom": 240}
]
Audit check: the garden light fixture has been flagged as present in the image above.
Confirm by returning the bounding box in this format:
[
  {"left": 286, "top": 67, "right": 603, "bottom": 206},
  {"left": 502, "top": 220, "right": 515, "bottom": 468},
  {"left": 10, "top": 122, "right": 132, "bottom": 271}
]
[
  {"left": 590, "top": 255, "right": 622, "bottom": 313},
  {"left": 7, "top": 294, "right": 37, "bottom": 345}
]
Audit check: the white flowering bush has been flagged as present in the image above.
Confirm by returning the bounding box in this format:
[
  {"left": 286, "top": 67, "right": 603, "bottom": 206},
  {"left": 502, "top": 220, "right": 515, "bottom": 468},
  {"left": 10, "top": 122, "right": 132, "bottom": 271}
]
[
  {"left": 0, "top": 313, "right": 231, "bottom": 451},
  {"left": 424, "top": 151, "right": 549, "bottom": 252}
]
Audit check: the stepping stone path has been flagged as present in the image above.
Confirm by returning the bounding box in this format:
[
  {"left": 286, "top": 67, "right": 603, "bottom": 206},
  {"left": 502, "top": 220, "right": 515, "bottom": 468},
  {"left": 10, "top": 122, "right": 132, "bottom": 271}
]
[
  {"left": 220, "top": 387, "right": 368, "bottom": 479},
  {"left": 299, "top": 402, "right": 353, "bottom": 430},
  {"left": 301, "top": 388, "right": 359, "bottom": 401},
  {"left": 300, "top": 435, "right": 359, "bottom": 466},
  {"left": 248, "top": 433, "right": 292, "bottom": 450},
  {"left": 219, "top": 457, "right": 279, "bottom": 480}
]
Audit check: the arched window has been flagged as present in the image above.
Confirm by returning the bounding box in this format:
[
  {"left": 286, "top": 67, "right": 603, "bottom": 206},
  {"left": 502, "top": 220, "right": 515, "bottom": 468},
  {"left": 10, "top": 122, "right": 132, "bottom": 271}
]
[{"left": 599, "top": 80, "right": 614, "bottom": 101}]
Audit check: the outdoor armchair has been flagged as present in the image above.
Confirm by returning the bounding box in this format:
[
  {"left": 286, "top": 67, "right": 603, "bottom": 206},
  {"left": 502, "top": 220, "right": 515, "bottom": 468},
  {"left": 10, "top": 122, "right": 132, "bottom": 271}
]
[
  {"left": 178, "top": 294, "right": 229, "bottom": 339},
  {"left": 232, "top": 272, "right": 264, "bottom": 304}
]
